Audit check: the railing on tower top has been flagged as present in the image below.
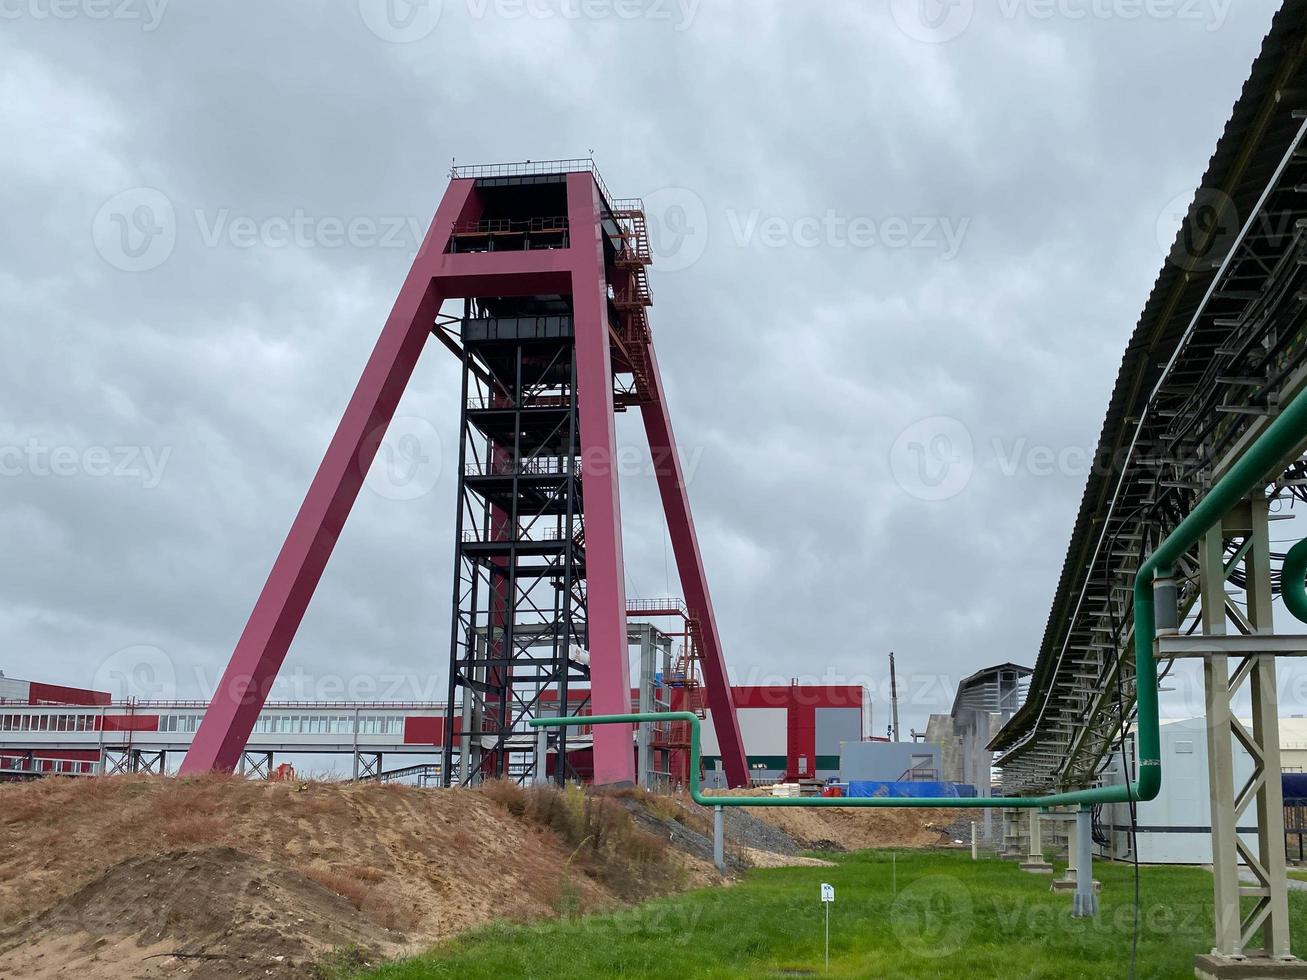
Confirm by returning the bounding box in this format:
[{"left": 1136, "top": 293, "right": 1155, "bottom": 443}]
[
  {"left": 626, "top": 598, "right": 690, "bottom": 618},
  {"left": 449, "top": 159, "right": 617, "bottom": 209}
]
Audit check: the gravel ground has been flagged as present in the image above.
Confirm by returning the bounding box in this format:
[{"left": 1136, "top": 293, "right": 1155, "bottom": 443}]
[
  {"left": 615, "top": 796, "right": 807, "bottom": 873},
  {"left": 615, "top": 798, "right": 747, "bottom": 871},
  {"left": 720, "top": 806, "right": 803, "bottom": 855}
]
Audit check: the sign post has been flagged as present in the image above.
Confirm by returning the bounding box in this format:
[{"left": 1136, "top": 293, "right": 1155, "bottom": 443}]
[{"left": 820, "top": 882, "right": 834, "bottom": 971}]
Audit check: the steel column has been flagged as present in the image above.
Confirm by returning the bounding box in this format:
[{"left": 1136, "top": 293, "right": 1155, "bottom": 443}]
[
  {"left": 1246, "top": 496, "right": 1291, "bottom": 960},
  {"left": 1201, "top": 497, "right": 1294, "bottom": 961},
  {"left": 566, "top": 172, "right": 633, "bottom": 786},
  {"left": 181, "top": 179, "right": 481, "bottom": 775},
  {"left": 638, "top": 340, "right": 748, "bottom": 787},
  {"left": 1027, "top": 809, "right": 1042, "bottom": 861},
  {"left": 1073, "top": 806, "right": 1097, "bottom": 918},
  {"left": 637, "top": 624, "right": 655, "bottom": 789},
  {"left": 1201, "top": 525, "right": 1243, "bottom": 955},
  {"left": 713, "top": 805, "right": 725, "bottom": 873},
  {"left": 536, "top": 725, "right": 549, "bottom": 786}
]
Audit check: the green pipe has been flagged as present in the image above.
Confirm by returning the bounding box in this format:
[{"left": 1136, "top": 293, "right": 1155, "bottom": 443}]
[
  {"left": 531, "top": 386, "right": 1307, "bottom": 809},
  {"left": 1282, "top": 537, "right": 1307, "bottom": 624}
]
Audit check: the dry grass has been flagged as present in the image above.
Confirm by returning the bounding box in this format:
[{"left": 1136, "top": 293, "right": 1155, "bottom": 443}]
[
  {"left": 159, "top": 814, "right": 224, "bottom": 844},
  {"left": 304, "top": 867, "right": 372, "bottom": 909},
  {"left": 300, "top": 863, "right": 424, "bottom": 933},
  {"left": 345, "top": 864, "right": 389, "bottom": 885},
  {"left": 480, "top": 781, "right": 673, "bottom": 899}
]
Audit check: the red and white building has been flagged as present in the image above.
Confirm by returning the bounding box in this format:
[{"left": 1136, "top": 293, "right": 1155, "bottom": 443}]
[{"left": 0, "top": 674, "right": 870, "bottom": 784}]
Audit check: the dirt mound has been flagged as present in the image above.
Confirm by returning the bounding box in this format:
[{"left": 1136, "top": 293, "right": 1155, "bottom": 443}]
[
  {"left": 0, "top": 775, "right": 922, "bottom": 978},
  {"left": 0, "top": 847, "right": 395, "bottom": 979},
  {"left": 0, "top": 775, "right": 698, "bottom": 978},
  {"left": 696, "top": 792, "right": 961, "bottom": 850}
]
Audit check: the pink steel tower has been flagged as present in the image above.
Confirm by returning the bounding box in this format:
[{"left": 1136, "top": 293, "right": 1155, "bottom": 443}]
[{"left": 180, "top": 161, "right": 747, "bottom": 788}]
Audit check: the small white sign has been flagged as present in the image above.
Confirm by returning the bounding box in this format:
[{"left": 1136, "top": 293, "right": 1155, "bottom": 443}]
[{"left": 820, "top": 883, "right": 835, "bottom": 903}]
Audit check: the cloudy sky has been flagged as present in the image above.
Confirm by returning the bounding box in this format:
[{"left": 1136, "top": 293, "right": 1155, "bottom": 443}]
[{"left": 0, "top": 0, "right": 1286, "bottom": 740}]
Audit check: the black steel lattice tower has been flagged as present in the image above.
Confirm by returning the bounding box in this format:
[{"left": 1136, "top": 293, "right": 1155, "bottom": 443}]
[{"left": 442, "top": 295, "right": 591, "bottom": 786}]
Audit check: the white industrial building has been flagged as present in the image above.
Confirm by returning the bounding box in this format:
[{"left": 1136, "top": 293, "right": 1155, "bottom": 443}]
[{"left": 1099, "top": 717, "right": 1262, "bottom": 864}]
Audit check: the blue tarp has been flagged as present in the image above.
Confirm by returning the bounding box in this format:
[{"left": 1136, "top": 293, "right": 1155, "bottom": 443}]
[
  {"left": 846, "top": 780, "right": 961, "bottom": 799},
  {"left": 1284, "top": 772, "right": 1307, "bottom": 803}
]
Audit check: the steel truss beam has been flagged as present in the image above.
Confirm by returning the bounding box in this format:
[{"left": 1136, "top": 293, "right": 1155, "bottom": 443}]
[
  {"left": 1198, "top": 496, "right": 1292, "bottom": 961},
  {"left": 996, "top": 110, "right": 1307, "bottom": 796}
]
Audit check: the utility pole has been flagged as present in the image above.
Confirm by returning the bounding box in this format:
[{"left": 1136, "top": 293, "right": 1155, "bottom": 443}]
[{"left": 889, "top": 651, "right": 901, "bottom": 743}]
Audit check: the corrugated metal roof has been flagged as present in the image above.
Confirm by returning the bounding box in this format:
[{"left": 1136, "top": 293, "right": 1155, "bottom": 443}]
[{"left": 991, "top": 3, "right": 1307, "bottom": 761}]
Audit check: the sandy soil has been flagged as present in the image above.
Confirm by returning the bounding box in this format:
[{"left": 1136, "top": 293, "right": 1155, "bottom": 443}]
[
  {"left": 736, "top": 847, "right": 836, "bottom": 869},
  {"left": 692, "top": 791, "right": 963, "bottom": 851},
  {"left": 0, "top": 776, "right": 685, "bottom": 979}
]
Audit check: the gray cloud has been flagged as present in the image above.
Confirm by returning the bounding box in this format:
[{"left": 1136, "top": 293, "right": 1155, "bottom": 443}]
[{"left": 0, "top": 1, "right": 1289, "bottom": 735}]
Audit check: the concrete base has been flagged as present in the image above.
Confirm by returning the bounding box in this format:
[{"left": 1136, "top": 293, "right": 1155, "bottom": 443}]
[
  {"left": 1050, "top": 877, "right": 1100, "bottom": 893},
  {"left": 1019, "top": 862, "right": 1054, "bottom": 873},
  {"left": 1194, "top": 954, "right": 1307, "bottom": 979}
]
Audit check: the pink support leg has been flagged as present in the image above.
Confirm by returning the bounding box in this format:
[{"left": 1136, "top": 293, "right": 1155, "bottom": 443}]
[
  {"left": 567, "top": 173, "right": 635, "bottom": 785},
  {"left": 180, "top": 180, "right": 480, "bottom": 774},
  {"left": 639, "top": 342, "right": 749, "bottom": 788}
]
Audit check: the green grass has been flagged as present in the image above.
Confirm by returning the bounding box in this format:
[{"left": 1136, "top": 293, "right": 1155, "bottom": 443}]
[{"left": 341, "top": 850, "right": 1307, "bottom": 979}]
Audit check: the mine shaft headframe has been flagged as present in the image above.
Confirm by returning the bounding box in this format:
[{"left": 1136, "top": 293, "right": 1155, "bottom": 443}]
[{"left": 183, "top": 159, "right": 749, "bottom": 790}]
